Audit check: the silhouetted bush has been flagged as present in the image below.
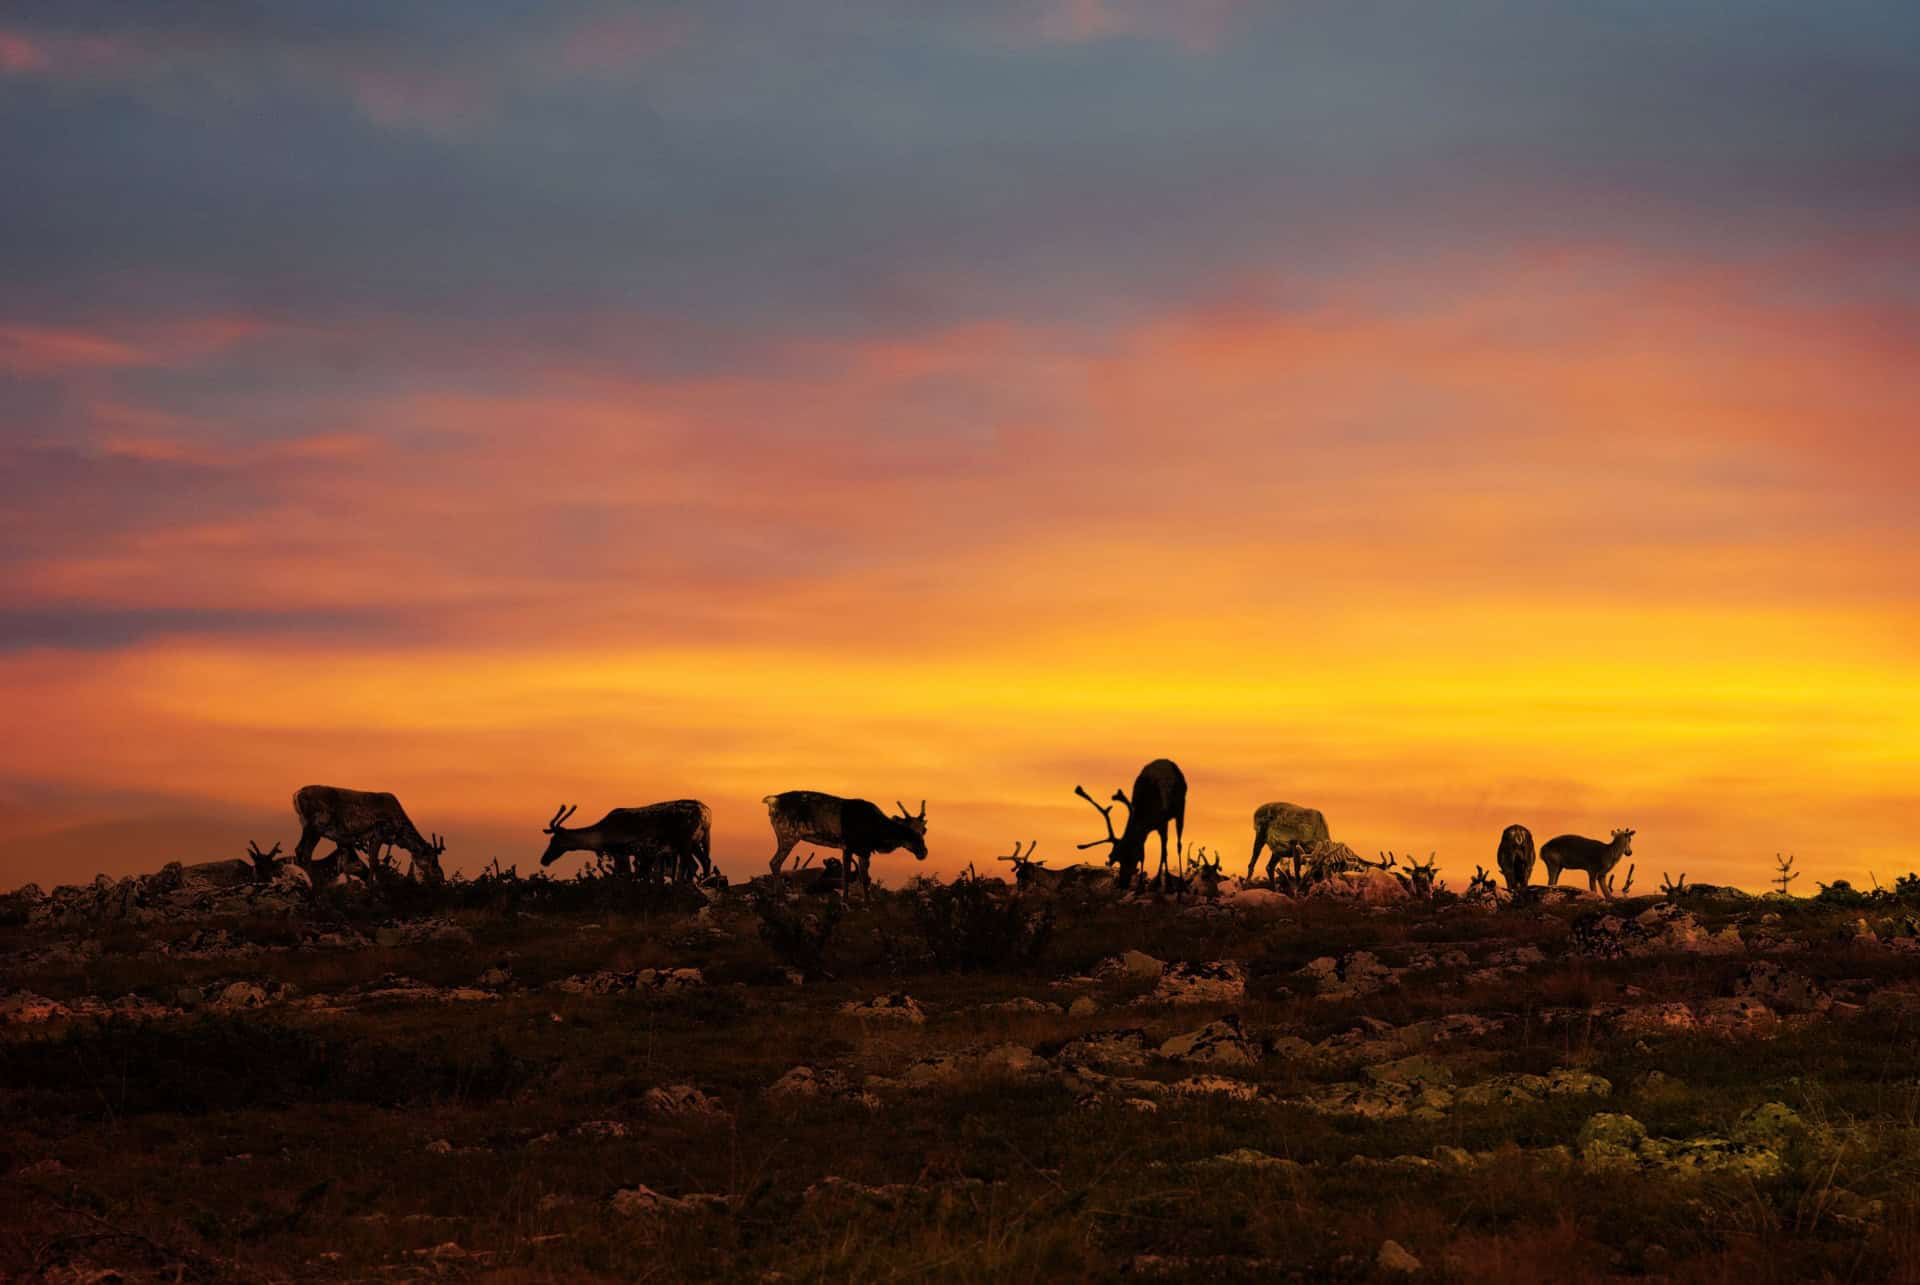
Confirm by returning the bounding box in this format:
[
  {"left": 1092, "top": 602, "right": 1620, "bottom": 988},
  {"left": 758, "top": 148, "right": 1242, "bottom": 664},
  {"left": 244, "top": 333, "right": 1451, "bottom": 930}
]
[
  {"left": 754, "top": 895, "right": 844, "bottom": 979},
  {"left": 908, "top": 876, "right": 1052, "bottom": 972},
  {"left": 1814, "top": 879, "right": 1877, "bottom": 909}
]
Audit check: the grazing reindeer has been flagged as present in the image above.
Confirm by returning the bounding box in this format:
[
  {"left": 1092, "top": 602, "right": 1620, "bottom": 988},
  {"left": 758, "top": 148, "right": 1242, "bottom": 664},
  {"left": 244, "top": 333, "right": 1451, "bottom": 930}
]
[
  {"left": 997, "top": 840, "right": 1057, "bottom": 893},
  {"left": 178, "top": 840, "right": 288, "bottom": 891},
  {"left": 539, "top": 800, "right": 712, "bottom": 881},
  {"left": 764, "top": 792, "right": 927, "bottom": 887},
  {"left": 1075, "top": 758, "right": 1187, "bottom": 887},
  {"left": 1190, "top": 848, "right": 1226, "bottom": 900},
  {"left": 1373, "top": 850, "right": 1441, "bottom": 899},
  {"left": 245, "top": 839, "right": 284, "bottom": 882},
  {"left": 1540, "top": 828, "right": 1635, "bottom": 898},
  {"left": 292, "top": 786, "right": 446, "bottom": 885},
  {"left": 1495, "top": 824, "right": 1536, "bottom": 892},
  {"left": 1248, "top": 801, "right": 1331, "bottom": 880}
]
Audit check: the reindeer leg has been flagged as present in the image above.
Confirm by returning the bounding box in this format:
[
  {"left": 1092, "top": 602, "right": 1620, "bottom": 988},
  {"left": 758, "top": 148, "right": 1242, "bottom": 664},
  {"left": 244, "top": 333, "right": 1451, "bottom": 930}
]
[{"left": 769, "top": 834, "right": 796, "bottom": 875}]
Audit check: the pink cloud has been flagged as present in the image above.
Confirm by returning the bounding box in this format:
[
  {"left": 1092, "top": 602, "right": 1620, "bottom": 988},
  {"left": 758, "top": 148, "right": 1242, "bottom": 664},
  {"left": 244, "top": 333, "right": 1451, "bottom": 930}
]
[{"left": 0, "top": 28, "right": 48, "bottom": 74}]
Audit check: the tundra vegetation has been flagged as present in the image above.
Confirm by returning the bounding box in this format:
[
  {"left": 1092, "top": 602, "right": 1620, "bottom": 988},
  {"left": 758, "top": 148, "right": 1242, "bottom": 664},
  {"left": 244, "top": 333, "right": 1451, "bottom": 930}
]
[{"left": 7, "top": 843, "right": 1920, "bottom": 1282}]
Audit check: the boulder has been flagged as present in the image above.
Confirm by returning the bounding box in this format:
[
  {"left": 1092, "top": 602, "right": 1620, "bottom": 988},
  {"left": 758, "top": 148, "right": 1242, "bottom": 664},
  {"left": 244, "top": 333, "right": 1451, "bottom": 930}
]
[
  {"left": 1157, "top": 1017, "right": 1259, "bottom": 1067},
  {"left": 1142, "top": 960, "right": 1246, "bottom": 1005}
]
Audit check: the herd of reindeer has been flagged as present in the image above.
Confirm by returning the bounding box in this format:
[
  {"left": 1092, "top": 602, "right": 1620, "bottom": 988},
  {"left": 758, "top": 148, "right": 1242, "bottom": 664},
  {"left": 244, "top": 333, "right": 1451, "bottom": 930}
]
[{"left": 233, "top": 760, "right": 1639, "bottom": 901}]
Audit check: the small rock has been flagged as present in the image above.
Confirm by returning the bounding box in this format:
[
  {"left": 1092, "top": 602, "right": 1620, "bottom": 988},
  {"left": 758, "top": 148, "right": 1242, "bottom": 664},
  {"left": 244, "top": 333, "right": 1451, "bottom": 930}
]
[
  {"left": 643, "top": 1085, "right": 726, "bottom": 1117},
  {"left": 1068, "top": 996, "right": 1099, "bottom": 1018},
  {"left": 1377, "top": 1239, "right": 1423, "bottom": 1274},
  {"left": 572, "top": 1119, "right": 629, "bottom": 1140},
  {"left": 609, "top": 1185, "right": 685, "bottom": 1216},
  {"left": 982, "top": 997, "right": 1057, "bottom": 1015},
  {"left": 839, "top": 993, "right": 926, "bottom": 1024},
  {"left": 211, "top": 980, "right": 270, "bottom": 1010},
  {"left": 1364, "top": 1054, "right": 1454, "bottom": 1088},
  {"left": 1054, "top": 1028, "right": 1152, "bottom": 1069}
]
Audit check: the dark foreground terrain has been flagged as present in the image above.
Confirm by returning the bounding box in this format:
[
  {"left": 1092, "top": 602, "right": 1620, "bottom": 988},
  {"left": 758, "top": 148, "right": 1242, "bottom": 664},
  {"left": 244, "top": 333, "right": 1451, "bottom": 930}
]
[{"left": 6, "top": 865, "right": 1920, "bottom": 1282}]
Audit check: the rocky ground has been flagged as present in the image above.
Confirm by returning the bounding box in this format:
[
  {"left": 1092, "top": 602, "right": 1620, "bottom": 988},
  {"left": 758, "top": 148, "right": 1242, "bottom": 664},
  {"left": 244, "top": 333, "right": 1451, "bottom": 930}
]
[{"left": 5, "top": 866, "right": 1920, "bottom": 1282}]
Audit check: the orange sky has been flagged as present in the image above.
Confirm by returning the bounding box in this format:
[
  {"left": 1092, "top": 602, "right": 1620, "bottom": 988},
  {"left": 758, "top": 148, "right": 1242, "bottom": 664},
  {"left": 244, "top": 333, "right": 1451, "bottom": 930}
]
[
  {"left": 3, "top": 249, "right": 1916, "bottom": 891},
  {"left": 4, "top": 7, "right": 1917, "bottom": 891}
]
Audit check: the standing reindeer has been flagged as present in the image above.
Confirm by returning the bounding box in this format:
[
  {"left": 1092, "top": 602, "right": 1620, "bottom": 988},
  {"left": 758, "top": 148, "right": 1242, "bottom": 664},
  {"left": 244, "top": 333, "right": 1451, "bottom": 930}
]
[
  {"left": 1541, "top": 828, "right": 1635, "bottom": 898},
  {"left": 1074, "top": 758, "right": 1187, "bottom": 888},
  {"left": 1248, "top": 801, "right": 1331, "bottom": 880},
  {"left": 539, "top": 800, "right": 712, "bottom": 881},
  {"left": 292, "top": 785, "right": 446, "bottom": 885},
  {"left": 1495, "top": 824, "right": 1536, "bottom": 892},
  {"left": 764, "top": 792, "right": 927, "bottom": 887}
]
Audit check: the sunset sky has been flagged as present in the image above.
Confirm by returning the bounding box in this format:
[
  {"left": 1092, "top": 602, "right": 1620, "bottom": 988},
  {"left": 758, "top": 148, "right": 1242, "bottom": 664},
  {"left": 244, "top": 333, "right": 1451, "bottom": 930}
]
[{"left": 2, "top": 3, "right": 1917, "bottom": 890}]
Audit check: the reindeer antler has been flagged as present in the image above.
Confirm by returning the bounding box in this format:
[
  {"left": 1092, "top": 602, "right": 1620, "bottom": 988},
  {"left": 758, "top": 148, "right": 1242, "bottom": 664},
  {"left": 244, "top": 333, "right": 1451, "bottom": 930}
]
[
  {"left": 544, "top": 804, "right": 577, "bottom": 834},
  {"left": 1074, "top": 785, "right": 1120, "bottom": 849},
  {"left": 997, "top": 839, "right": 1039, "bottom": 866}
]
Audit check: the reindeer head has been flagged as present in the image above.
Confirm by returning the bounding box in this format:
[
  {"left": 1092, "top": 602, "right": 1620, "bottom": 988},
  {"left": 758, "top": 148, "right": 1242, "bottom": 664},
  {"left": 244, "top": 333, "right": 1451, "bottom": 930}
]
[
  {"left": 413, "top": 832, "right": 448, "bottom": 884},
  {"left": 1611, "top": 828, "right": 1636, "bottom": 857},
  {"left": 539, "top": 804, "right": 580, "bottom": 866},
  {"left": 245, "top": 839, "right": 283, "bottom": 881},
  {"left": 892, "top": 800, "right": 929, "bottom": 860},
  {"left": 996, "top": 839, "right": 1043, "bottom": 884}
]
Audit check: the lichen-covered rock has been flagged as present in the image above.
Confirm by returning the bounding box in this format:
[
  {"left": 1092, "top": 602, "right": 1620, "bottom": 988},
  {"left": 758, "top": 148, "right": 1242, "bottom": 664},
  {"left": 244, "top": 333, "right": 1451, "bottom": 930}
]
[
  {"left": 1090, "top": 950, "right": 1164, "bottom": 982},
  {"left": 1732, "top": 962, "right": 1830, "bottom": 1014},
  {"left": 838, "top": 993, "right": 926, "bottom": 1023},
  {"left": 556, "top": 967, "right": 705, "bottom": 996},
  {"left": 1138, "top": 960, "right": 1246, "bottom": 1005},
  {"left": 1695, "top": 996, "right": 1779, "bottom": 1038},
  {"left": 1578, "top": 1111, "right": 1785, "bottom": 1178},
  {"left": 211, "top": 980, "right": 272, "bottom": 1009},
  {"left": 768, "top": 1066, "right": 845, "bottom": 1098},
  {"left": 981, "top": 997, "right": 1059, "bottom": 1015},
  {"left": 0, "top": 991, "right": 69, "bottom": 1024},
  {"left": 1456, "top": 1069, "right": 1610, "bottom": 1108},
  {"left": 1054, "top": 1028, "right": 1152, "bottom": 1069},
  {"left": 1200, "top": 1148, "right": 1302, "bottom": 1172},
  {"left": 1166, "top": 1075, "right": 1260, "bottom": 1101},
  {"left": 572, "top": 1119, "right": 630, "bottom": 1139},
  {"left": 901, "top": 1043, "right": 1038, "bottom": 1086},
  {"left": 1295, "top": 1078, "right": 1454, "bottom": 1121},
  {"left": 1377, "top": 1240, "right": 1423, "bottom": 1274},
  {"left": 1578, "top": 1113, "right": 1651, "bottom": 1167},
  {"left": 643, "top": 1085, "right": 726, "bottom": 1117},
  {"left": 1157, "top": 1016, "right": 1258, "bottom": 1066},
  {"left": 1732, "top": 1101, "right": 1805, "bottom": 1149},
  {"left": 1571, "top": 905, "right": 1744, "bottom": 959},
  {"left": 608, "top": 1184, "right": 725, "bottom": 1216},
  {"left": 1615, "top": 1002, "right": 1698, "bottom": 1037},
  {"left": 1364, "top": 1054, "right": 1455, "bottom": 1088},
  {"left": 1298, "top": 951, "right": 1397, "bottom": 999}
]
